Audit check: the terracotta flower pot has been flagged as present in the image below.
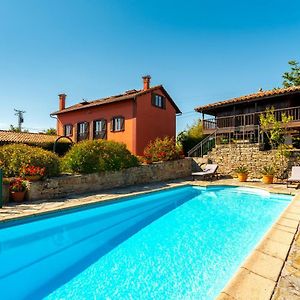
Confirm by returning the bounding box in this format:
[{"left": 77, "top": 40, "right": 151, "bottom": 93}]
[
  {"left": 262, "top": 175, "right": 274, "bottom": 184},
  {"left": 237, "top": 173, "right": 248, "bottom": 182},
  {"left": 11, "top": 191, "right": 26, "bottom": 202}
]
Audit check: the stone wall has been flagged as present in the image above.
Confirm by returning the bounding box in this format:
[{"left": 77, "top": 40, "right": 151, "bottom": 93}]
[
  {"left": 27, "top": 158, "right": 192, "bottom": 201},
  {"left": 206, "top": 143, "right": 300, "bottom": 178}
]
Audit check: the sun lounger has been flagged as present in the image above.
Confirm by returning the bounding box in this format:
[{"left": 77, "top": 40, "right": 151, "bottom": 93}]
[
  {"left": 287, "top": 166, "right": 300, "bottom": 187},
  {"left": 192, "top": 164, "right": 219, "bottom": 181}
]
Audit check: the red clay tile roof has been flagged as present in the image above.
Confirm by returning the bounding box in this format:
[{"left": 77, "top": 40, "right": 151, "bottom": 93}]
[
  {"left": 51, "top": 85, "right": 181, "bottom": 115},
  {"left": 195, "top": 86, "right": 300, "bottom": 113},
  {"left": 0, "top": 131, "right": 71, "bottom": 144}
]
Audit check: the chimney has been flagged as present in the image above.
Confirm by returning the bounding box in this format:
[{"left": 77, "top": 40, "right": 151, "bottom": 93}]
[
  {"left": 142, "top": 75, "right": 151, "bottom": 90},
  {"left": 58, "top": 93, "right": 66, "bottom": 111}
]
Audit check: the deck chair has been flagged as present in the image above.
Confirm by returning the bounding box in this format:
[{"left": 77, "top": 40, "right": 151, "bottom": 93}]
[
  {"left": 287, "top": 166, "right": 300, "bottom": 187},
  {"left": 192, "top": 164, "right": 219, "bottom": 181}
]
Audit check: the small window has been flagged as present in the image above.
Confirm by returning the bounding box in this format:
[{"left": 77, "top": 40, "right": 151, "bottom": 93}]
[
  {"left": 111, "top": 116, "right": 125, "bottom": 132},
  {"left": 94, "top": 119, "right": 107, "bottom": 139},
  {"left": 152, "top": 94, "right": 165, "bottom": 109},
  {"left": 77, "top": 122, "right": 89, "bottom": 141},
  {"left": 64, "top": 124, "right": 73, "bottom": 137}
]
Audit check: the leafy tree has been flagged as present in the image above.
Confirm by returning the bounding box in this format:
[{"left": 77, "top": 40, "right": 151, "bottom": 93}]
[
  {"left": 259, "top": 107, "right": 292, "bottom": 149},
  {"left": 45, "top": 128, "right": 57, "bottom": 135},
  {"left": 282, "top": 60, "right": 300, "bottom": 87},
  {"left": 177, "top": 119, "right": 204, "bottom": 155},
  {"left": 9, "top": 125, "right": 28, "bottom": 133},
  {"left": 259, "top": 107, "right": 293, "bottom": 179}
]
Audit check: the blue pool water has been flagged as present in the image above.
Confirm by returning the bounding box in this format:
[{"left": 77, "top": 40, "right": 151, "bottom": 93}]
[{"left": 0, "top": 185, "right": 291, "bottom": 299}]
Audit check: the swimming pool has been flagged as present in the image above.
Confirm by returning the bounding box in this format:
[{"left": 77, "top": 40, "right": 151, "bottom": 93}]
[{"left": 0, "top": 185, "right": 291, "bottom": 299}]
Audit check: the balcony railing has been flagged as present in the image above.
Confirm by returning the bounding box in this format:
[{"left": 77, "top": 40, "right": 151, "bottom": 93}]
[{"left": 203, "top": 106, "right": 300, "bottom": 131}]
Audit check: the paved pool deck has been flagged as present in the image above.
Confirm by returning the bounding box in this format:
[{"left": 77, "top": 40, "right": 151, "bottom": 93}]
[{"left": 0, "top": 178, "right": 299, "bottom": 299}]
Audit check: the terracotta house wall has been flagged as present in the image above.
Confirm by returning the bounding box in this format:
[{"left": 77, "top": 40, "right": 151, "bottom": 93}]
[
  {"left": 135, "top": 88, "right": 176, "bottom": 155},
  {"left": 55, "top": 87, "right": 178, "bottom": 156},
  {"left": 56, "top": 100, "right": 136, "bottom": 153}
]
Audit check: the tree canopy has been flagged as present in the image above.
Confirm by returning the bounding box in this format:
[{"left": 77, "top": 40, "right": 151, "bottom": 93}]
[
  {"left": 44, "top": 128, "right": 57, "bottom": 135},
  {"left": 177, "top": 119, "right": 204, "bottom": 155},
  {"left": 282, "top": 60, "right": 300, "bottom": 87},
  {"left": 9, "top": 125, "right": 28, "bottom": 133}
]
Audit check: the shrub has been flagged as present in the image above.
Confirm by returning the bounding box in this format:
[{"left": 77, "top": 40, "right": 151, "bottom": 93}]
[
  {"left": 177, "top": 120, "right": 205, "bottom": 155},
  {"left": 0, "top": 144, "right": 60, "bottom": 177},
  {"left": 61, "top": 140, "right": 139, "bottom": 174},
  {"left": 143, "top": 137, "right": 183, "bottom": 163}
]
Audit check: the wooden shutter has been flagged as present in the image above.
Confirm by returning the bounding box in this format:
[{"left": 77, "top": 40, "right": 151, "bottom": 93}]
[
  {"left": 151, "top": 93, "right": 156, "bottom": 106},
  {"left": 85, "top": 122, "right": 89, "bottom": 140},
  {"left": 162, "top": 96, "right": 166, "bottom": 109},
  {"left": 102, "top": 119, "right": 107, "bottom": 131},
  {"left": 74, "top": 123, "right": 78, "bottom": 142},
  {"left": 110, "top": 118, "right": 114, "bottom": 132},
  {"left": 120, "top": 117, "right": 125, "bottom": 130},
  {"left": 89, "top": 121, "right": 94, "bottom": 140},
  {"left": 99, "top": 120, "right": 107, "bottom": 139}
]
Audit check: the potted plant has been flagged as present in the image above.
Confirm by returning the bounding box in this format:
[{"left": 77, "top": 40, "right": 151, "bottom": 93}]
[
  {"left": 261, "top": 165, "right": 276, "bottom": 184},
  {"left": 20, "top": 165, "right": 45, "bottom": 182},
  {"left": 235, "top": 166, "right": 249, "bottom": 182},
  {"left": 10, "top": 178, "right": 27, "bottom": 202}
]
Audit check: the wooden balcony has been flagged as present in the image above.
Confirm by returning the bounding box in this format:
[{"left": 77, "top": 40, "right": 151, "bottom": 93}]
[{"left": 203, "top": 106, "right": 300, "bottom": 134}]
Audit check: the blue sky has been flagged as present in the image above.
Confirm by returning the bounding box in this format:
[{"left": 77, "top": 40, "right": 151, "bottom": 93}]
[{"left": 0, "top": 0, "right": 300, "bottom": 133}]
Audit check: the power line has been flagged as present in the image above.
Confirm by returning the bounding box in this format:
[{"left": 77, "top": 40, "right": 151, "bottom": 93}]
[{"left": 177, "top": 111, "right": 199, "bottom": 118}]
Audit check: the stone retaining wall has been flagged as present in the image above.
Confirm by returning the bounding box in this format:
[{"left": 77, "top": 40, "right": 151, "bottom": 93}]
[
  {"left": 27, "top": 158, "right": 192, "bottom": 201},
  {"left": 207, "top": 143, "right": 300, "bottom": 178}
]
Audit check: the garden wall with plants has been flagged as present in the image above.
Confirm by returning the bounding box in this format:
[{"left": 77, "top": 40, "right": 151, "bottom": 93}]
[
  {"left": 0, "top": 137, "right": 189, "bottom": 203},
  {"left": 207, "top": 143, "right": 300, "bottom": 179},
  {"left": 27, "top": 159, "right": 192, "bottom": 201}
]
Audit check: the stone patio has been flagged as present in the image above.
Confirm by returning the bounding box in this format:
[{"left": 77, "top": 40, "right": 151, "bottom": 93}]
[{"left": 0, "top": 178, "right": 300, "bottom": 299}]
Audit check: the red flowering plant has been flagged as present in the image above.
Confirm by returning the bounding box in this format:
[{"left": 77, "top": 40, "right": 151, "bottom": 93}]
[
  {"left": 9, "top": 178, "right": 27, "bottom": 192},
  {"left": 143, "top": 137, "right": 183, "bottom": 163},
  {"left": 20, "top": 165, "right": 45, "bottom": 178}
]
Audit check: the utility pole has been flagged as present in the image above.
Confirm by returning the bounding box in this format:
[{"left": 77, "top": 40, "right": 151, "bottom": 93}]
[{"left": 14, "top": 109, "right": 26, "bottom": 132}]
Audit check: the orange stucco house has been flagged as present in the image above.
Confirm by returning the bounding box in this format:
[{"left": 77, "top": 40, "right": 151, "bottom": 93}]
[{"left": 50, "top": 76, "right": 181, "bottom": 156}]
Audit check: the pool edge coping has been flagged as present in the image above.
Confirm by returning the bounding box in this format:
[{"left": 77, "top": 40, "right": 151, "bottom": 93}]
[
  {"left": 0, "top": 181, "right": 191, "bottom": 225},
  {"left": 215, "top": 190, "right": 300, "bottom": 300}
]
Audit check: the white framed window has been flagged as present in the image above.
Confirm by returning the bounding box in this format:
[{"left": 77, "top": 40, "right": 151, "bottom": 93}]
[
  {"left": 152, "top": 94, "right": 165, "bottom": 109},
  {"left": 64, "top": 124, "right": 73, "bottom": 137},
  {"left": 77, "top": 122, "right": 89, "bottom": 141},
  {"left": 94, "top": 119, "right": 107, "bottom": 139},
  {"left": 111, "top": 116, "right": 125, "bottom": 132}
]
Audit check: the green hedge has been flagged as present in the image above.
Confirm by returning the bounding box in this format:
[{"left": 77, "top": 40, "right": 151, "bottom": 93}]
[
  {"left": 61, "top": 140, "right": 139, "bottom": 174},
  {"left": 0, "top": 144, "right": 60, "bottom": 177}
]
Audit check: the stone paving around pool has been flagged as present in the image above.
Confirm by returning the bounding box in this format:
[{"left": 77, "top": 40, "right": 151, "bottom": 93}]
[{"left": 0, "top": 178, "right": 299, "bottom": 299}]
